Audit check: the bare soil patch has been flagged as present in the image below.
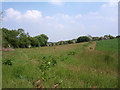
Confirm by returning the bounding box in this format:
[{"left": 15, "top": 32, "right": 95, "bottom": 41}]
[
  {"left": 0, "top": 47, "right": 14, "bottom": 51},
  {"left": 88, "top": 42, "right": 96, "bottom": 51}
]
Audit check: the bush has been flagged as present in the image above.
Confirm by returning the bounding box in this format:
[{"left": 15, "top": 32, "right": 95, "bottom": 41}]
[{"left": 39, "top": 55, "right": 57, "bottom": 71}]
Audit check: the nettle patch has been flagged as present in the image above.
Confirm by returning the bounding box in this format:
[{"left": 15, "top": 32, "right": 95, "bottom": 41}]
[
  {"left": 3, "top": 58, "right": 14, "bottom": 65},
  {"left": 32, "top": 55, "right": 64, "bottom": 88},
  {"left": 38, "top": 56, "right": 57, "bottom": 80},
  {"left": 39, "top": 55, "right": 57, "bottom": 72}
]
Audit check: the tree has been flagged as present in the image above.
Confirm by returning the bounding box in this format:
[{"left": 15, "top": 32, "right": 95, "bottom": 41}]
[
  {"left": 30, "top": 37, "right": 40, "bottom": 47},
  {"left": 2, "top": 28, "right": 19, "bottom": 48},
  {"left": 18, "top": 33, "right": 31, "bottom": 48},
  {"left": 104, "top": 35, "right": 109, "bottom": 40},
  {"left": 77, "top": 36, "right": 90, "bottom": 43},
  {"left": 116, "top": 35, "right": 120, "bottom": 38},
  {"left": 2, "top": 28, "right": 49, "bottom": 48},
  {"left": 35, "top": 34, "right": 48, "bottom": 46},
  {"left": 67, "top": 40, "right": 73, "bottom": 44},
  {"left": 108, "top": 35, "right": 115, "bottom": 39}
]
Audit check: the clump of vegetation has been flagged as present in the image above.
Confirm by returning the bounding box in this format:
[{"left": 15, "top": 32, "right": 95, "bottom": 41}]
[
  {"left": 77, "top": 36, "right": 90, "bottom": 43},
  {"left": 38, "top": 55, "right": 57, "bottom": 81},
  {"left": 54, "top": 79, "right": 63, "bottom": 88},
  {"left": 2, "top": 28, "right": 48, "bottom": 48},
  {"left": 59, "top": 55, "right": 69, "bottom": 61},
  {"left": 67, "top": 51, "right": 75, "bottom": 55},
  {"left": 39, "top": 56, "right": 57, "bottom": 71},
  {"left": 3, "top": 58, "right": 14, "bottom": 65}
]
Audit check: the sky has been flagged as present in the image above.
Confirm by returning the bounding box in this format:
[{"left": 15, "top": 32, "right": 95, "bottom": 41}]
[{"left": 2, "top": 1, "right": 118, "bottom": 42}]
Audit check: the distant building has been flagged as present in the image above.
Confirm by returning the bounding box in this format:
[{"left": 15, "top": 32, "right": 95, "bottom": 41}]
[{"left": 87, "top": 35, "right": 92, "bottom": 41}]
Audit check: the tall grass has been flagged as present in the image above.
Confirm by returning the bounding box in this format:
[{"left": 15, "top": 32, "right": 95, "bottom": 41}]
[
  {"left": 96, "top": 39, "right": 118, "bottom": 52},
  {"left": 2, "top": 41, "right": 118, "bottom": 88}
]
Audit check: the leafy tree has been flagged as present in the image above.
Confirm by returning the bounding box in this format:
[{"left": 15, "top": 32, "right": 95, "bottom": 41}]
[
  {"left": 67, "top": 40, "right": 73, "bottom": 44},
  {"left": 77, "top": 36, "right": 90, "bottom": 43},
  {"left": 116, "top": 35, "right": 120, "bottom": 38},
  {"left": 108, "top": 35, "right": 115, "bottom": 39},
  {"left": 92, "top": 37, "right": 99, "bottom": 41},
  {"left": 18, "top": 33, "right": 31, "bottom": 48},
  {"left": 30, "top": 37, "right": 40, "bottom": 47},
  {"left": 2, "top": 28, "right": 49, "bottom": 48},
  {"left": 2, "top": 28, "right": 19, "bottom": 48},
  {"left": 17, "top": 29, "right": 31, "bottom": 48},
  {"left": 35, "top": 34, "right": 48, "bottom": 46}
]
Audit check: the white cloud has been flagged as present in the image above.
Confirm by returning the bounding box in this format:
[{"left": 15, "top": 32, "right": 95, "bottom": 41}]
[
  {"left": 55, "top": 24, "right": 65, "bottom": 29},
  {"left": 108, "top": 0, "right": 118, "bottom": 7},
  {"left": 45, "top": 16, "right": 54, "bottom": 20},
  {"left": 4, "top": 8, "right": 42, "bottom": 22},
  {"left": 4, "top": 8, "right": 22, "bottom": 21},
  {"left": 24, "top": 10, "right": 42, "bottom": 19},
  {"left": 3, "top": 2, "right": 118, "bottom": 42},
  {"left": 49, "top": 0, "right": 64, "bottom": 5},
  {"left": 75, "top": 14, "right": 82, "bottom": 18}
]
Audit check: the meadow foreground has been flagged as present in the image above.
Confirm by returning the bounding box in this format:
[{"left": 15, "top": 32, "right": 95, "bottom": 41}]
[{"left": 2, "top": 39, "right": 118, "bottom": 88}]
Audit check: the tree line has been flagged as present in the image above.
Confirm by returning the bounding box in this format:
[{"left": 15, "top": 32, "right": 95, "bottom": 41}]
[
  {"left": 1, "top": 28, "right": 48, "bottom": 48},
  {"left": 1, "top": 28, "right": 119, "bottom": 48},
  {"left": 47, "top": 35, "right": 119, "bottom": 46}
]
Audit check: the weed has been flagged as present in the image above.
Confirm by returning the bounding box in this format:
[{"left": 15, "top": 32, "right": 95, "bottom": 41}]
[
  {"left": 38, "top": 55, "right": 57, "bottom": 81},
  {"left": 67, "top": 51, "right": 75, "bottom": 55},
  {"left": 3, "top": 58, "right": 14, "bottom": 65}
]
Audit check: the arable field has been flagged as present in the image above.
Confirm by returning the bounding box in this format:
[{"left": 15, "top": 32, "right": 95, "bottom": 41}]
[{"left": 2, "top": 39, "right": 118, "bottom": 88}]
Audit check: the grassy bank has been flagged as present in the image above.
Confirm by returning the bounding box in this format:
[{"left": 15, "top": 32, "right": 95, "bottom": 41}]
[{"left": 2, "top": 39, "right": 118, "bottom": 88}]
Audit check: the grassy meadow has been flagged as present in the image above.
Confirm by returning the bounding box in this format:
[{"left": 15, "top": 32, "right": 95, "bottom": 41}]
[{"left": 2, "top": 39, "right": 118, "bottom": 88}]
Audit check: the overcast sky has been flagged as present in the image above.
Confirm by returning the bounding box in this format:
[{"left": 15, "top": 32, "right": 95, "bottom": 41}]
[{"left": 2, "top": 1, "right": 118, "bottom": 42}]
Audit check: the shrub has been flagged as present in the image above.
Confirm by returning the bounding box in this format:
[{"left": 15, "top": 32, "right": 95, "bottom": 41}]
[
  {"left": 39, "top": 55, "right": 57, "bottom": 71},
  {"left": 3, "top": 58, "right": 13, "bottom": 65}
]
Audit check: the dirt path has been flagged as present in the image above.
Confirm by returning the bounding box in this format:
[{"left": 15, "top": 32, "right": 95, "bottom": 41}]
[
  {"left": 88, "top": 41, "right": 104, "bottom": 54},
  {"left": 0, "top": 48, "right": 14, "bottom": 51},
  {"left": 88, "top": 42, "right": 96, "bottom": 51}
]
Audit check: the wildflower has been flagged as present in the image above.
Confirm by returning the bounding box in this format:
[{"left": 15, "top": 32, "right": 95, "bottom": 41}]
[
  {"left": 36, "top": 80, "right": 40, "bottom": 85},
  {"left": 38, "top": 86, "right": 41, "bottom": 88},
  {"left": 93, "top": 86, "right": 96, "bottom": 88}
]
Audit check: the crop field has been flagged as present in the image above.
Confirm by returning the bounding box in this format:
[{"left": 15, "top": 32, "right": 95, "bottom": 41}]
[{"left": 2, "top": 39, "right": 118, "bottom": 88}]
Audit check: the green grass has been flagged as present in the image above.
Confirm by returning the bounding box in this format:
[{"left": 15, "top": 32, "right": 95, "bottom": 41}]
[
  {"left": 2, "top": 40, "right": 118, "bottom": 88},
  {"left": 96, "top": 39, "right": 118, "bottom": 52}
]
